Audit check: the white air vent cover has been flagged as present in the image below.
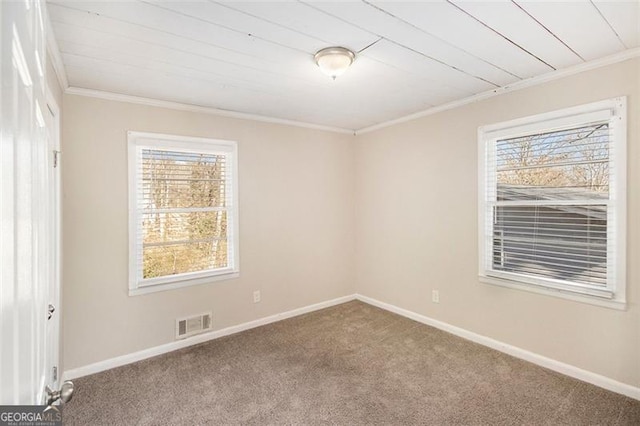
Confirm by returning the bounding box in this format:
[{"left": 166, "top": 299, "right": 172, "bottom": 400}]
[{"left": 176, "top": 312, "right": 212, "bottom": 339}]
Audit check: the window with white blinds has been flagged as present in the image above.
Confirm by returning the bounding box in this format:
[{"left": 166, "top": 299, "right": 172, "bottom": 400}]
[
  {"left": 128, "top": 132, "right": 239, "bottom": 295},
  {"left": 478, "top": 98, "right": 626, "bottom": 305}
]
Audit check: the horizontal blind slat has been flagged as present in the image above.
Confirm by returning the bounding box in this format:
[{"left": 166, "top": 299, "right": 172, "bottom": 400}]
[
  {"left": 492, "top": 265, "right": 606, "bottom": 286},
  {"left": 496, "top": 235, "right": 607, "bottom": 248},
  {"left": 490, "top": 245, "right": 606, "bottom": 260},
  {"left": 492, "top": 260, "right": 607, "bottom": 279},
  {"left": 491, "top": 249, "right": 606, "bottom": 268},
  {"left": 137, "top": 147, "right": 232, "bottom": 280},
  {"left": 485, "top": 120, "right": 613, "bottom": 289}
]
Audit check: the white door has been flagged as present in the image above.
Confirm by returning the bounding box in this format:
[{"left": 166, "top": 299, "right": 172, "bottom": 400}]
[{"left": 0, "top": 0, "right": 63, "bottom": 405}]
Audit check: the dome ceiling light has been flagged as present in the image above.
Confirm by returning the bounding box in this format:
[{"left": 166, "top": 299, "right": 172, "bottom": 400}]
[{"left": 314, "top": 47, "right": 356, "bottom": 80}]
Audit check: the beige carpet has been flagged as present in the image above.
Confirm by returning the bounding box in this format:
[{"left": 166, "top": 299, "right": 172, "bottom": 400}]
[{"left": 64, "top": 301, "right": 640, "bottom": 425}]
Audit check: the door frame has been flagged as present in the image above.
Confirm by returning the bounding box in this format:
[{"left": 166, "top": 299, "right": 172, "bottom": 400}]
[{"left": 45, "top": 87, "right": 61, "bottom": 392}]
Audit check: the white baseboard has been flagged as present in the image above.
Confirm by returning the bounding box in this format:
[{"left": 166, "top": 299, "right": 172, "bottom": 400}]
[
  {"left": 63, "top": 294, "right": 357, "bottom": 381},
  {"left": 64, "top": 292, "right": 639, "bottom": 401},
  {"left": 355, "top": 294, "right": 640, "bottom": 401}
]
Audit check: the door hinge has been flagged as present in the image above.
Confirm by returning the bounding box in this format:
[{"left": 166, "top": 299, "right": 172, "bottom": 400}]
[
  {"left": 53, "top": 150, "right": 61, "bottom": 168},
  {"left": 52, "top": 366, "right": 58, "bottom": 382}
]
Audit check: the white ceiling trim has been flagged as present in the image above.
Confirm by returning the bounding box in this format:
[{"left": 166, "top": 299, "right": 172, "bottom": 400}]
[
  {"left": 58, "top": 46, "right": 638, "bottom": 138},
  {"left": 355, "top": 47, "right": 640, "bottom": 135},
  {"left": 64, "top": 87, "right": 355, "bottom": 135},
  {"left": 46, "top": 8, "right": 69, "bottom": 90},
  {"left": 46, "top": 0, "right": 640, "bottom": 135}
]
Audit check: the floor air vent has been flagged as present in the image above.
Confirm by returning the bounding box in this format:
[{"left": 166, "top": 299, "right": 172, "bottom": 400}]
[{"left": 176, "top": 312, "right": 212, "bottom": 339}]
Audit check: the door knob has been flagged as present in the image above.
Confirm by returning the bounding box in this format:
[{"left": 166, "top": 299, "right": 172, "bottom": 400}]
[{"left": 45, "top": 381, "right": 74, "bottom": 406}]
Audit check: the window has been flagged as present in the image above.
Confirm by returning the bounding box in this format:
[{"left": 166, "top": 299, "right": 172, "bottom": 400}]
[
  {"left": 128, "top": 132, "right": 239, "bottom": 295},
  {"left": 478, "top": 98, "right": 626, "bottom": 307}
]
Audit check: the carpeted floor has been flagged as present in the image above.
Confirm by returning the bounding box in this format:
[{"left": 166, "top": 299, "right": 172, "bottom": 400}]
[{"left": 64, "top": 300, "right": 640, "bottom": 425}]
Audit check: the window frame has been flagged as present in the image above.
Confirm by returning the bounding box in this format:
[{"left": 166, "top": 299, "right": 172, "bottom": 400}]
[
  {"left": 477, "top": 97, "right": 626, "bottom": 309},
  {"left": 128, "top": 131, "right": 240, "bottom": 296}
]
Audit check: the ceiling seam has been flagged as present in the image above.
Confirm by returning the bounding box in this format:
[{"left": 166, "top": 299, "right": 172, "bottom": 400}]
[
  {"left": 356, "top": 0, "right": 515, "bottom": 83},
  {"left": 53, "top": 21, "right": 322, "bottom": 87},
  {"left": 589, "top": 0, "right": 628, "bottom": 49},
  {"left": 210, "top": 0, "right": 334, "bottom": 48},
  {"left": 383, "top": 39, "right": 500, "bottom": 88},
  {"left": 138, "top": 0, "right": 311, "bottom": 56},
  {"left": 355, "top": 48, "right": 640, "bottom": 135},
  {"left": 446, "top": 0, "right": 555, "bottom": 71},
  {"left": 62, "top": 51, "right": 307, "bottom": 101},
  {"left": 48, "top": 3, "right": 290, "bottom": 67},
  {"left": 511, "top": 1, "right": 585, "bottom": 62},
  {"left": 57, "top": 37, "right": 268, "bottom": 85},
  {"left": 298, "top": 0, "right": 504, "bottom": 91},
  {"left": 301, "top": 0, "right": 502, "bottom": 87},
  {"left": 51, "top": 20, "right": 327, "bottom": 89}
]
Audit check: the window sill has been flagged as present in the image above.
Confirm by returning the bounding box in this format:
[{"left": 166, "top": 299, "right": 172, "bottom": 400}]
[
  {"left": 479, "top": 275, "right": 626, "bottom": 311},
  {"left": 129, "top": 270, "right": 239, "bottom": 296}
]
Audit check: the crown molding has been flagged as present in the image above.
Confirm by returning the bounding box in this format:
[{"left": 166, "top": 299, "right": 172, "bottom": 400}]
[
  {"left": 355, "top": 48, "right": 640, "bottom": 135},
  {"left": 60, "top": 47, "right": 639, "bottom": 137},
  {"left": 64, "top": 87, "right": 356, "bottom": 135},
  {"left": 45, "top": 9, "right": 69, "bottom": 90}
]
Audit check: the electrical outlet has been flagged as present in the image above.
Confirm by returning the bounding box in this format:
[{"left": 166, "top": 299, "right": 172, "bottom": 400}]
[
  {"left": 253, "top": 290, "right": 261, "bottom": 303},
  {"left": 432, "top": 290, "right": 440, "bottom": 304}
]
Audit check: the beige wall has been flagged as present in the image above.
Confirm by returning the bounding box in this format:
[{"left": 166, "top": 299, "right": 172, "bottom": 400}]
[
  {"left": 62, "top": 58, "right": 639, "bottom": 388},
  {"left": 61, "top": 95, "right": 356, "bottom": 370},
  {"left": 355, "top": 58, "right": 640, "bottom": 387}
]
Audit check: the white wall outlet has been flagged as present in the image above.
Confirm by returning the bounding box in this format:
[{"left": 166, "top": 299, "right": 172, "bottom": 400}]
[
  {"left": 253, "top": 290, "right": 261, "bottom": 303},
  {"left": 432, "top": 290, "right": 440, "bottom": 304}
]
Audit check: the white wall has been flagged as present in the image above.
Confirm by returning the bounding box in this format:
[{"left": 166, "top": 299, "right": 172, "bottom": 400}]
[
  {"left": 61, "top": 95, "right": 356, "bottom": 370},
  {"left": 355, "top": 58, "right": 640, "bottom": 387},
  {"left": 46, "top": 54, "right": 63, "bottom": 107}
]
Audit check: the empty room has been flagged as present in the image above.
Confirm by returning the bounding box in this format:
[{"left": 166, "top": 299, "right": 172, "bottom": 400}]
[{"left": 1, "top": 0, "right": 639, "bottom": 424}]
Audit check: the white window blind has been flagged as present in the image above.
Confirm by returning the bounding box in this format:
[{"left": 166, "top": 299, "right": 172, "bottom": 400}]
[
  {"left": 479, "top": 98, "right": 626, "bottom": 305},
  {"left": 128, "top": 132, "right": 239, "bottom": 295}
]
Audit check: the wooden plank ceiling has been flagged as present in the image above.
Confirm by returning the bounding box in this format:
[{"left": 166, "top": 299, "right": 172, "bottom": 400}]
[{"left": 48, "top": 0, "right": 639, "bottom": 131}]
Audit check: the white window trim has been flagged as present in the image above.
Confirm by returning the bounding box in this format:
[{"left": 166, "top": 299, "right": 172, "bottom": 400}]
[
  {"left": 128, "top": 131, "right": 240, "bottom": 296},
  {"left": 478, "top": 97, "right": 626, "bottom": 310}
]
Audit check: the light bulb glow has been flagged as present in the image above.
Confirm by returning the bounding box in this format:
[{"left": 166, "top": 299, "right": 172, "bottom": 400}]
[{"left": 314, "top": 47, "right": 355, "bottom": 79}]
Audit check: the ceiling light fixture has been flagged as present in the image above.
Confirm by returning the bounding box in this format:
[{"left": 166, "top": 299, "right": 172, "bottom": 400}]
[{"left": 314, "top": 47, "right": 355, "bottom": 80}]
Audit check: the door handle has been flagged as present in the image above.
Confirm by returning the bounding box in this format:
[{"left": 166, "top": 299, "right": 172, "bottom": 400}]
[{"left": 45, "top": 381, "right": 74, "bottom": 406}]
